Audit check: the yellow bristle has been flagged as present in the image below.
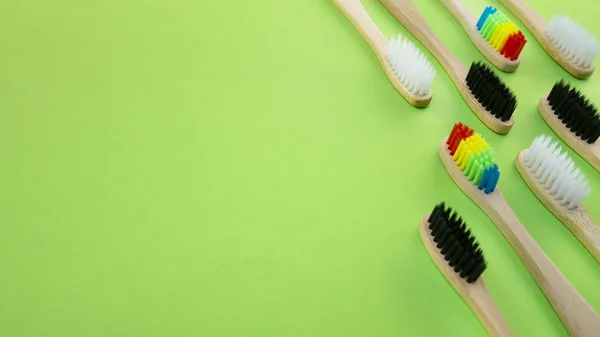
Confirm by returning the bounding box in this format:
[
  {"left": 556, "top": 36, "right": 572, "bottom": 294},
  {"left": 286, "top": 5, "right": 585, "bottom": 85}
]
[
  {"left": 453, "top": 134, "right": 490, "bottom": 172},
  {"left": 489, "top": 28, "right": 504, "bottom": 50},
  {"left": 457, "top": 147, "right": 470, "bottom": 167},
  {"left": 504, "top": 22, "right": 519, "bottom": 35},
  {"left": 460, "top": 150, "right": 472, "bottom": 170},
  {"left": 491, "top": 22, "right": 520, "bottom": 51},
  {"left": 453, "top": 140, "right": 465, "bottom": 162}
]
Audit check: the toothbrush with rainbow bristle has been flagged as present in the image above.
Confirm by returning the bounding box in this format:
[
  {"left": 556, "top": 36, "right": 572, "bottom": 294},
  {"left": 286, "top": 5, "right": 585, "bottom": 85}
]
[
  {"left": 439, "top": 122, "right": 600, "bottom": 337},
  {"left": 439, "top": 1, "right": 526, "bottom": 72},
  {"left": 498, "top": 0, "right": 599, "bottom": 79},
  {"left": 331, "top": 0, "right": 436, "bottom": 107},
  {"left": 515, "top": 135, "right": 600, "bottom": 263}
]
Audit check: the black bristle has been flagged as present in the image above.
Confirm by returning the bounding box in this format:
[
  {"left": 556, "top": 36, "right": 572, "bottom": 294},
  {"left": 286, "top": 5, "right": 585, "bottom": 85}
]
[
  {"left": 465, "top": 62, "right": 517, "bottom": 122},
  {"left": 454, "top": 251, "right": 472, "bottom": 272},
  {"left": 427, "top": 202, "right": 487, "bottom": 283},
  {"left": 547, "top": 81, "right": 600, "bottom": 144},
  {"left": 467, "top": 261, "right": 486, "bottom": 283},
  {"left": 440, "top": 236, "right": 457, "bottom": 255},
  {"left": 427, "top": 204, "right": 442, "bottom": 226},
  {"left": 448, "top": 245, "right": 464, "bottom": 266}
]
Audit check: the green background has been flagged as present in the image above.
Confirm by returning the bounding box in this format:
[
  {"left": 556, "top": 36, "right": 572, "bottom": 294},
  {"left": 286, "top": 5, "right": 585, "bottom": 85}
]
[{"left": 0, "top": 0, "right": 599, "bottom": 336}]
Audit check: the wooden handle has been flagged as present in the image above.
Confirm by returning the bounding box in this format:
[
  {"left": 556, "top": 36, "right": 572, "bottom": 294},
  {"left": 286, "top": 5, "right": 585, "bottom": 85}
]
[
  {"left": 439, "top": 0, "right": 476, "bottom": 25},
  {"left": 379, "top": 0, "right": 467, "bottom": 82},
  {"left": 515, "top": 150, "right": 600, "bottom": 263},
  {"left": 538, "top": 94, "right": 600, "bottom": 173},
  {"left": 497, "top": 0, "right": 546, "bottom": 36},
  {"left": 439, "top": 139, "right": 600, "bottom": 337},
  {"left": 332, "top": 0, "right": 388, "bottom": 55},
  {"left": 564, "top": 212, "right": 600, "bottom": 263},
  {"left": 485, "top": 194, "right": 600, "bottom": 337},
  {"left": 420, "top": 215, "right": 514, "bottom": 337}
]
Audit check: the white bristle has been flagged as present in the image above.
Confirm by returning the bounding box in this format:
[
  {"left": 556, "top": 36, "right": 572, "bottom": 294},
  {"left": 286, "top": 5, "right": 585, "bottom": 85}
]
[
  {"left": 524, "top": 135, "right": 591, "bottom": 210},
  {"left": 546, "top": 15, "right": 600, "bottom": 68},
  {"left": 387, "top": 33, "right": 436, "bottom": 97}
]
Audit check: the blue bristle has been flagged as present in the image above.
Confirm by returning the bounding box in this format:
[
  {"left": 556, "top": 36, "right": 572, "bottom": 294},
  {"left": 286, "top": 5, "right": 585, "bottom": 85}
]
[
  {"left": 484, "top": 168, "right": 496, "bottom": 194},
  {"left": 478, "top": 167, "right": 492, "bottom": 191},
  {"left": 478, "top": 165, "right": 500, "bottom": 194},
  {"left": 490, "top": 166, "right": 500, "bottom": 193},
  {"left": 476, "top": 6, "right": 497, "bottom": 31}
]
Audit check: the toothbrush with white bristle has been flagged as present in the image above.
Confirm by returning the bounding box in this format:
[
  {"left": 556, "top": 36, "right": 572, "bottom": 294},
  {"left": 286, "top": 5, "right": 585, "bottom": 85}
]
[
  {"left": 515, "top": 135, "right": 600, "bottom": 262},
  {"left": 332, "top": 0, "right": 436, "bottom": 107}
]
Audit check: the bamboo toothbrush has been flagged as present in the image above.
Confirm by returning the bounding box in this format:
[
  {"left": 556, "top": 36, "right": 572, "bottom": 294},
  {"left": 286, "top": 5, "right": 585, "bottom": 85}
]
[
  {"left": 421, "top": 202, "right": 514, "bottom": 337},
  {"left": 515, "top": 135, "right": 600, "bottom": 262},
  {"left": 440, "top": 122, "right": 600, "bottom": 337},
  {"left": 331, "top": 0, "right": 436, "bottom": 108},
  {"left": 498, "top": 0, "right": 599, "bottom": 79},
  {"left": 379, "top": 0, "right": 517, "bottom": 135},
  {"left": 438, "top": 2, "right": 526, "bottom": 72},
  {"left": 538, "top": 80, "right": 600, "bottom": 173}
]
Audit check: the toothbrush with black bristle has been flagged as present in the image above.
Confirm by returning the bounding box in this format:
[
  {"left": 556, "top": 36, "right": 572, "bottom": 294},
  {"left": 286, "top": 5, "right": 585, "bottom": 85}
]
[
  {"left": 538, "top": 80, "right": 600, "bottom": 173},
  {"left": 420, "top": 202, "right": 514, "bottom": 336},
  {"left": 379, "top": 0, "right": 518, "bottom": 135},
  {"left": 438, "top": 1, "right": 527, "bottom": 72},
  {"left": 439, "top": 122, "right": 600, "bottom": 337}
]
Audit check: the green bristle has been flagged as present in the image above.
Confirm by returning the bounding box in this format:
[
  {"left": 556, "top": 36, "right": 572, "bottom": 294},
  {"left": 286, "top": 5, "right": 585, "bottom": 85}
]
[
  {"left": 474, "top": 163, "right": 485, "bottom": 184},
  {"left": 480, "top": 12, "right": 508, "bottom": 41},
  {"left": 465, "top": 153, "right": 481, "bottom": 182},
  {"left": 464, "top": 154, "right": 476, "bottom": 176},
  {"left": 467, "top": 159, "right": 479, "bottom": 181},
  {"left": 465, "top": 150, "right": 496, "bottom": 185}
]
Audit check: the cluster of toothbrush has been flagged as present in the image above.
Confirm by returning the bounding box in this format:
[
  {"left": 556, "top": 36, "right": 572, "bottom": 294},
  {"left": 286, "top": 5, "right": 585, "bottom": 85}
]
[{"left": 333, "top": 0, "right": 600, "bottom": 335}]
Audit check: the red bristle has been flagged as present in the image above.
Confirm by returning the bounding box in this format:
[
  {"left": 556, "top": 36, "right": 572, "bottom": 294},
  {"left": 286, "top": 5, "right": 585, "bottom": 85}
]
[
  {"left": 448, "top": 124, "right": 473, "bottom": 155},
  {"left": 452, "top": 128, "right": 473, "bottom": 154},
  {"left": 513, "top": 33, "right": 526, "bottom": 60},
  {"left": 447, "top": 122, "right": 462, "bottom": 145},
  {"left": 448, "top": 123, "right": 464, "bottom": 149},
  {"left": 500, "top": 36, "right": 516, "bottom": 59},
  {"left": 502, "top": 32, "right": 527, "bottom": 61},
  {"left": 449, "top": 135, "right": 462, "bottom": 155},
  {"left": 501, "top": 35, "right": 518, "bottom": 60},
  {"left": 511, "top": 32, "right": 526, "bottom": 60}
]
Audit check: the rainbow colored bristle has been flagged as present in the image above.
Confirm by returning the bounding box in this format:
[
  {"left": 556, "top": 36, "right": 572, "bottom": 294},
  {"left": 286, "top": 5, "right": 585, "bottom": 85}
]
[
  {"left": 476, "top": 6, "right": 527, "bottom": 61},
  {"left": 446, "top": 123, "right": 500, "bottom": 194}
]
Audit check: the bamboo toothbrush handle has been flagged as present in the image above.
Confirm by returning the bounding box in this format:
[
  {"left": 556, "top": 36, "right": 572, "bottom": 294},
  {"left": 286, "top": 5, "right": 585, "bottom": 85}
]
[
  {"left": 486, "top": 193, "right": 600, "bottom": 337},
  {"left": 468, "top": 280, "right": 515, "bottom": 337},
  {"left": 439, "top": 0, "right": 477, "bottom": 26},
  {"left": 591, "top": 143, "right": 600, "bottom": 171},
  {"left": 379, "top": 0, "right": 467, "bottom": 81},
  {"left": 497, "top": 0, "right": 547, "bottom": 34},
  {"left": 332, "top": 0, "right": 388, "bottom": 55},
  {"left": 563, "top": 211, "right": 600, "bottom": 263}
]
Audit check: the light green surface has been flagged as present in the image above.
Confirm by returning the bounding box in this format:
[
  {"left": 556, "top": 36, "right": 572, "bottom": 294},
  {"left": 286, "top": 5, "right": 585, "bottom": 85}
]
[{"left": 0, "top": 0, "right": 599, "bottom": 336}]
